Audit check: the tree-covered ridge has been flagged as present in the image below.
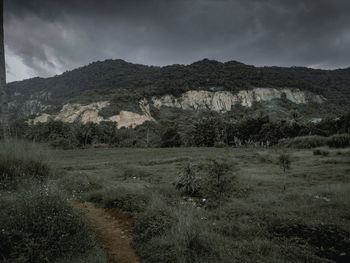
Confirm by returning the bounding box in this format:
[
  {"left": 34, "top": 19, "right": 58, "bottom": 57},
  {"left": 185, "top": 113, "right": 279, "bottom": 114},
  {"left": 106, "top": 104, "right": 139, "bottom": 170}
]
[{"left": 8, "top": 59, "right": 350, "bottom": 106}]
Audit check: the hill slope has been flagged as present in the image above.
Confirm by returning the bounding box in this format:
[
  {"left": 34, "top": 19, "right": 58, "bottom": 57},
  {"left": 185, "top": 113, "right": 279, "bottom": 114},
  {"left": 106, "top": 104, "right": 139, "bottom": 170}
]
[{"left": 7, "top": 59, "right": 350, "bottom": 123}]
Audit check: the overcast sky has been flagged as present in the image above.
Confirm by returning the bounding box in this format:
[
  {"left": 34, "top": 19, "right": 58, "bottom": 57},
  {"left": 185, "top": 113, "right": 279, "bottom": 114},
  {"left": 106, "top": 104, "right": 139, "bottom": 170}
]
[{"left": 4, "top": 0, "right": 350, "bottom": 82}]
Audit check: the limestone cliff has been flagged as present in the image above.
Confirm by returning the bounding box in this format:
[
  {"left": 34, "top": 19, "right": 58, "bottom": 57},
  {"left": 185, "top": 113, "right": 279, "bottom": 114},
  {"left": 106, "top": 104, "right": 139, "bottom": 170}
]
[
  {"left": 55, "top": 102, "right": 109, "bottom": 123},
  {"left": 31, "top": 101, "right": 153, "bottom": 128},
  {"left": 109, "top": 111, "right": 153, "bottom": 129},
  {"left": 151, "top": 88, "right": 324, "bottom": 112},
  {"left": 29, "top": 88, "right": 324, "bottom": 128}
]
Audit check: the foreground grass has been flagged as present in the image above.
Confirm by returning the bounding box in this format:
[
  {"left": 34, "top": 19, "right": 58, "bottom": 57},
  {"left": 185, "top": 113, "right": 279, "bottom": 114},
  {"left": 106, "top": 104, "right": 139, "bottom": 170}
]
[
  {"left": 51, "top": 147, "right": 350, "bottom": 262},
  {"left": 0, "top": 140, "right": 107, "bottom": 263}
]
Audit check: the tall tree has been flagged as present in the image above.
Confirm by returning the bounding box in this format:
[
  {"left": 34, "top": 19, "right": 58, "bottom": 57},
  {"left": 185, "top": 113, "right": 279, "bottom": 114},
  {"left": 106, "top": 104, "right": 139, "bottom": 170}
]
[{"left": 0, "top": 0, "right": 8, "bottom": 138}]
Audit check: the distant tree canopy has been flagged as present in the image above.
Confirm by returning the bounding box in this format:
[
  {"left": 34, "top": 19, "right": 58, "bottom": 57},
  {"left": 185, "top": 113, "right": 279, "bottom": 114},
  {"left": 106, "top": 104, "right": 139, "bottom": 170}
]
[{"left": 3, "top": 112, "right": 349, "bottom": 149}]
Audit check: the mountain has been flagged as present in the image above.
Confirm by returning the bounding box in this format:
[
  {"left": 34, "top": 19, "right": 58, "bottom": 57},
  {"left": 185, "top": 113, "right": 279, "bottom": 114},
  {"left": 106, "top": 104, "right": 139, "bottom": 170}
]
[{"left": 7, "top": 59, "right": 350, "bottom": 127}]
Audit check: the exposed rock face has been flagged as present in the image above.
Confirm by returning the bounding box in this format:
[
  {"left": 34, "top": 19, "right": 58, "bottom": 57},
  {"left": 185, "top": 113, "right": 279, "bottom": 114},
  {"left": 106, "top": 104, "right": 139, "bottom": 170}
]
[
  {"left": 55, "top": 101, "right": 109, "bottom": 123},
  {"left": 31, "top": 101, "right": 153, "bottom": 128},
  {"left": 31, "top": 113, "right": 52, "bottom": 124},
  {"left": 109, "top": 111, "right": 153, "bottom": 128},
  {"left": 29, "top": 88, "right": 325, "bottom": 128},
  {"left": 151, "top": 88, "right": 324, "bottom": 112}
]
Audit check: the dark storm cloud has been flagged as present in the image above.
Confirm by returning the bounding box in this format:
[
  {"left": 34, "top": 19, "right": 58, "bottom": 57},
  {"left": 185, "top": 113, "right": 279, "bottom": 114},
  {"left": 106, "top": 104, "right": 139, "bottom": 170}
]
[{"left": 4, "top": 0, "right": 350, "bottom": 81}]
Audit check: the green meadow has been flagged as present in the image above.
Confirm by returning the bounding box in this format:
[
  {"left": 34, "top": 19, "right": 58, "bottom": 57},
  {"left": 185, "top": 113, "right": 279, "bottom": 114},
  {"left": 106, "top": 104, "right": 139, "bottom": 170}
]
[{"left": 48, "top": 146, "right": 350, "bottom": 263}]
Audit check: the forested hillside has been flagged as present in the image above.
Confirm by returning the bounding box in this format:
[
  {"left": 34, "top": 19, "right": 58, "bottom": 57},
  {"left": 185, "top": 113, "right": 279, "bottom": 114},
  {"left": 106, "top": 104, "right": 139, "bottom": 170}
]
[{"left": 8, "top": 59, "right": 350, "bottom": 107}]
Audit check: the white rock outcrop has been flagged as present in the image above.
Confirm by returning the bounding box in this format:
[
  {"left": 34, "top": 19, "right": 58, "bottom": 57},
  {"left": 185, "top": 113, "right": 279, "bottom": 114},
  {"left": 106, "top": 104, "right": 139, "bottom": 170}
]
[
  {"left": 55, "top": 101, "right": 109, "bottom": 123},
  {"left": 109, "top": 111, "right": 153, "bottom": 129},
  {"left": 31, "top": 101, "right": 153, "bottom": 128},
  {"left": 151, "top": 88, "right": 324, "bottom": 112},
  {"left": 31, "top": 113, "right": 52, "bottom": 124},
  {"left": 29, "top": 88, "right": 325, "bottom": 128}
]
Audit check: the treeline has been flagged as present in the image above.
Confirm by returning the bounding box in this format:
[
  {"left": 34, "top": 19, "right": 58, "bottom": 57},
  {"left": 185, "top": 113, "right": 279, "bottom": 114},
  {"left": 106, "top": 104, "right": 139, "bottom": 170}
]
[
  {"left": 2, "top": 113, "right": 349, "bottom": 149},
  {"left": 3, "top": 120, "right": 160, "bottom": 149},
  {"left": 160, "top": 112, "right": 350, "bottom": 147}
]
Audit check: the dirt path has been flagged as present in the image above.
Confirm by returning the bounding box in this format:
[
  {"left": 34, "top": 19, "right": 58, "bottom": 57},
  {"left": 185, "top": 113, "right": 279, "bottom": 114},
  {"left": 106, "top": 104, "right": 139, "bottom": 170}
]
[{"left": 76, "top": 202, "right": 140, "bottom": 263}]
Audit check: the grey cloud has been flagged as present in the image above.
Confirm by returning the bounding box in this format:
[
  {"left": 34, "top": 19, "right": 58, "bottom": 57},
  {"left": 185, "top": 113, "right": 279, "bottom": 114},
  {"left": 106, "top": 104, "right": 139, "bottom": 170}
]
[{"left": 4, "top": 0, "right": 350, "bottom": 81}]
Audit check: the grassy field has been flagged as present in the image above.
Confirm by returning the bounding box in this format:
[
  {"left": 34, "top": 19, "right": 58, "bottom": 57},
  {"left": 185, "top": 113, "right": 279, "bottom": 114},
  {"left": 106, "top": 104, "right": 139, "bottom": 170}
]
[
  {"left": 0, "top": 141, "right": 107, "bottom": 263},
  {"left": 49, "top": 147, "right": 350, "bottom": 263}
]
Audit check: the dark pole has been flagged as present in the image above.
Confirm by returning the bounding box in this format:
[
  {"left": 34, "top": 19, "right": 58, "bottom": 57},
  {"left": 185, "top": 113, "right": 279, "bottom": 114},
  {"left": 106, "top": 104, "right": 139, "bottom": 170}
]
[{"left": 0, "top": 0, "right": 8, "bottom": 139}]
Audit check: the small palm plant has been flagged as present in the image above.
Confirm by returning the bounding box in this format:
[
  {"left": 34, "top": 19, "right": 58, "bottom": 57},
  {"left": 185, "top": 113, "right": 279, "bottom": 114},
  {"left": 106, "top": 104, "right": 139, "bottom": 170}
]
[
  {"left": 176, "top": 163, "right": 199, "bottom": 196},
  {"left": 278, "top": 153, "right": 291, "bottom": 191}
]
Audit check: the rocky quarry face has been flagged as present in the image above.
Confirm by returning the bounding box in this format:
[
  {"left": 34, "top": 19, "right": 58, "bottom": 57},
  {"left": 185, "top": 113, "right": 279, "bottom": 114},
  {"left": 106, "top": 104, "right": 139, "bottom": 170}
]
[
  {"left": 31, "top": 101, "right": 154, "bottom": 128},
  {"left": 30, "top": 88, "right": 325, "bottom": 128},
  {"left": 151, "top": 88, "right": 324, "bottom": 112}
]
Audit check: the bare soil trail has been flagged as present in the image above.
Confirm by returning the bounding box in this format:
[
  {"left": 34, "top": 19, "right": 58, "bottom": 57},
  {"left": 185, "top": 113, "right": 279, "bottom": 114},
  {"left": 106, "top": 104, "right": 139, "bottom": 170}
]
[{"left": 76, "top": 202, "right": 140, "bottom": 263}]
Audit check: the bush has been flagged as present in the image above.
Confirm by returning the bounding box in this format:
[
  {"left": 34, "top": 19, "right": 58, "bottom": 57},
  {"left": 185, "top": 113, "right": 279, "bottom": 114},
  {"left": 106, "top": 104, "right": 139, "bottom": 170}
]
[
  {"left": 313, "top": 149, "right": 330, "bottom": 156},
  {"left": 279, "top": 135, "right": 328, "bottom": 149},
  {"left": 59, "top": 172, "right": 103, "bottom": 195},
  {"left": 175, "top": 160, "right": 237, "bottom": 207},
  {"left": 200, "top": 159, "right": 236, "bottom": 207},
  {"left": 0, "top": 140, "right": 51, "bottom": 189},
  {"left": 214, "top": 142, "right": 226, "bottom": 148},
  {"left": 0, "top": 188, "right": 101, "bottom": 263},
  {"left": 167, "top": 217, "right": 219, "bottom": 263},
  {"left": 88, "top": 184, "right": 149, "bottom": 214},
  {"left": 50, "top": 136, "right": 77, "bottom": 149},
  {"left": 278, "top": 154, "right": 291, "bottom": 172},
  {"left": 258, "top": 152, "right": 273, "bottom": 163},
  {"left": 133, "top": 196, "right": 175, "bottom": 245},
  {"left": 327, "top": 134, "right": 350, "bottom": 148},
  {"left": 279, "top": 134, "right": 350, "bottom": 149},
  {"left": 135, "top": 209, "right": 227, "bottom": 263},
  {"left": 0, "top": 154, "right": 50, "bottom": 190}
]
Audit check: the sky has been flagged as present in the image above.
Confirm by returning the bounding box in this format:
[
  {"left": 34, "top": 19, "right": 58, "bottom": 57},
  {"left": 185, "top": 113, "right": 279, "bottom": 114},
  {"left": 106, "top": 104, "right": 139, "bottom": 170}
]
[{"left": 4, "top": 0, "right": 350, "bottom": 82}]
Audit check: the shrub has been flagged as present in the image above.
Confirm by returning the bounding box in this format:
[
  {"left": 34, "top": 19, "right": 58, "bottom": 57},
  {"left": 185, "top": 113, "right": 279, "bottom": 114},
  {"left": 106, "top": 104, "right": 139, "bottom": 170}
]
[
  {"left": 313, "top": 149, "right": 330, "bottom": 156},
  {"left": 59, "top": 172, "right": 103, "bottom": 195},
  {"left": 327, "top": 134, "right": 350, "bottom": 148},
  {"left": 135, "top": 209, "right": 226, "bottom": 263},
  {"left": 0, "top": 140, "right": 51, "bottom": 190},
  {"left": 214, "top": 142, "right": 226, "bottom": 148},
  {"left": 279, "top": 134, "right": 350, "bottom": 149},
  {"left": 258, "top": 152, "right": 273, "bottom": 163},
  {"left": 201, "top": 159, "right": 236, "bottom": 207},
  {"left": 50, "top": 136, "right": 77, "bottom": 149},
  {"left": 278, "top": 154, "right": 291, "bottom": 173},
  {"left": 122, "top": 167, "right": 153, "bottom": 181},
  {"left": 278, "top": 153, "right": 292, "bottom": 191},
  {"left": 278, "top": 135, "right": 328, "bottom": 149},
  {"left": 133, "top": 196, "right": 175, "bottom": 245},
  {"left": 176, "top": 163, "right": 200, "bottom": 196},
  {"left": 0, "top": 188, "right": 101, "bottom": 263},
  {"left": 168, "top": 215, "right": 219, "bottom": 263},
  {"left": 55, "top": 247, "right": 107, "bottom": 263},
  {"left": 0, "top": 154, "right": 50, "bottom": 190},
  {"left": 88, "top": 184, "right": 149, "bottom": 214}
]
